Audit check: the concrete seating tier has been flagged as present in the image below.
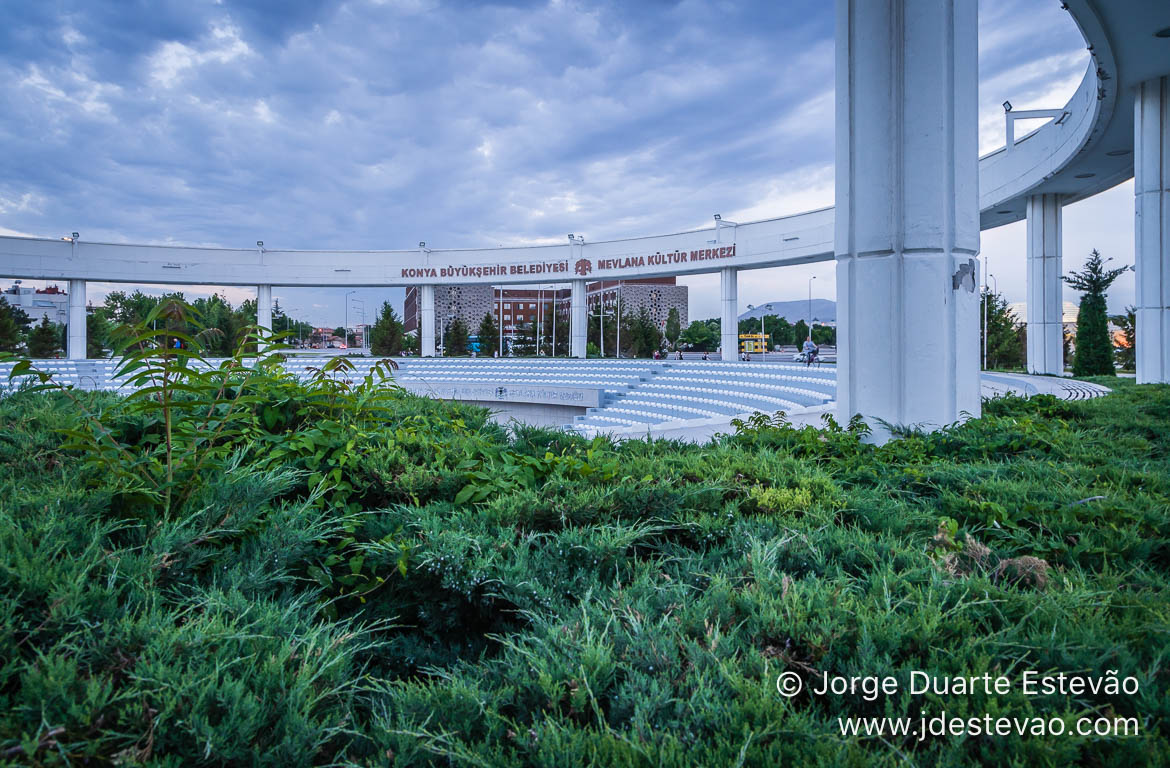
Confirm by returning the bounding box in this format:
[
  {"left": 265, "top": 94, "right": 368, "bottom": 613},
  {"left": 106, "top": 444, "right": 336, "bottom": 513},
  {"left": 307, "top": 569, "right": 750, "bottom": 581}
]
[
  {"left": 570, "top": 360, "right": 838, "bottom": 431},
  {"left": 634, "top": 384, "right": 812, "bottom": 411},
  {"left": 0, "top": 358, "right": 841, "bottom": 434}
]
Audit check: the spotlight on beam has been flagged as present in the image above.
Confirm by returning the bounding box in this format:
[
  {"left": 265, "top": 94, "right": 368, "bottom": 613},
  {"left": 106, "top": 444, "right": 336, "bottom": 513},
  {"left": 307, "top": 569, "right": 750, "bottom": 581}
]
[{"left": 1002, "top": 100, "right": 1012, "bottom": 112}]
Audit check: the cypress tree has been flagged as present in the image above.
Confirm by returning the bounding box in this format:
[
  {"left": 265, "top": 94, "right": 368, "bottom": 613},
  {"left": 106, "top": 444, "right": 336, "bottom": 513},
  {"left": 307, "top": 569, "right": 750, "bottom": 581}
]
[
  {"left": 370, "top": 301, "right": 404, "bottom": 356},
  {"left": 1113, "top": 306, "right": 1136, "bottom": 371},
  {"left": 477, "top": 312, "right": 499, "bottom": 357},
  {"left": 0, "top": 301, "right": 22, "bottom": 353},
  {"left": 446, "top": 317, "right": 469, "bottom": 356},
  {"left": 1062, "top": 249, "right": 1129, "bottom": 377},
  {"left": 980, "top": 289, "right": 1025, "bottom": 370},
  {"left": 664, "top": 308, "right": 681, "bottom": 350},
  {"left": 87, "top": 310, "right": 112, "bottom": 358},
  {"left": 28, "top": 316, "right": 61, "bottom": 358}
]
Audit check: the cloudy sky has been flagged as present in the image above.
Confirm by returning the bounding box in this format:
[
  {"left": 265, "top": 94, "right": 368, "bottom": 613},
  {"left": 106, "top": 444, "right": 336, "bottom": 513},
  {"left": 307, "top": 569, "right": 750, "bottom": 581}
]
[{"left": 0, "top": 0, "right": 1136, "bottom": 326}]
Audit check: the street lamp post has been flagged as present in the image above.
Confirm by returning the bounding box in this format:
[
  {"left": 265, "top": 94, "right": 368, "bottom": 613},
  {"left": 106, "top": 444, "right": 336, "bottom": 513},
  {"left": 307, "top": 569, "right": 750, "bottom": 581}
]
[
  {"left": 615, "top": 282, "right": 622, "bottom": 358},
  {"left": 761, "top": 303, "right": 772, "bottom": 361},
  {"left": 590, "top": 298, "right": 613, "bottom": 358},
  {"left": 497, "top": 286, "right": 504, "bottom": 356},
  {"left": 982, "top": 264, "right": 988, "bottom": 370},
  {"left": 550, "top": 286, "right": 557, "bottom": 358},
  {"left": 351, "top": 298, "right": 366, "bottom": 351},
  {"left": 598, "top": 294, "right": 604, "bottom": 358},
  {"left": 746, "top": 303, "right": 773, "bottom": 362},
  {"left": 986, "top": 273, "right": 997, "bottom": 370},
  {"left": 289, "top": 307, "right": 303, "bottom": 348},
  {"left": 807, "top": 276, "right": 817, "bottom": 340},
  {"left": 344, "top": 290, "right": 355, "bottom": 350}
]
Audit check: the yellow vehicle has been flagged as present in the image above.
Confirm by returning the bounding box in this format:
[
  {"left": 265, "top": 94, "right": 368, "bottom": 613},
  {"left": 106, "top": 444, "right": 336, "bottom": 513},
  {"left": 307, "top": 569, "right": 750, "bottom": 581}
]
[{"left": 738, "top": 333, "right": 770, "bottom": 354}]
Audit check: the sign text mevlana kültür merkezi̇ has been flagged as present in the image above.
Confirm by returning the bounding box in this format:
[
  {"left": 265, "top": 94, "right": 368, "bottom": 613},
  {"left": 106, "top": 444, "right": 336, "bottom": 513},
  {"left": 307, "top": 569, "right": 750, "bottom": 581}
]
[{"left": 398, "top": 245, "right": 736, "bottom": 280}]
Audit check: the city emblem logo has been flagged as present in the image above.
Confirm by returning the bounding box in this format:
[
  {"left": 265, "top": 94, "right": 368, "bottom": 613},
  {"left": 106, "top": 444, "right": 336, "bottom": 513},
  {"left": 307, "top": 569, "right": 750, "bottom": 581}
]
[{"left": 574, "top": 258, "right": 592, "bottom": 276}]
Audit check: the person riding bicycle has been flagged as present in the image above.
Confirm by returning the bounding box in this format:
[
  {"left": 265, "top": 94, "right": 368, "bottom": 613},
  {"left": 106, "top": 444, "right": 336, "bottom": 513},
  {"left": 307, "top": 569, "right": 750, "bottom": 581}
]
[{"left": 802, "top": 336, "right": 819, "bottom": 367}]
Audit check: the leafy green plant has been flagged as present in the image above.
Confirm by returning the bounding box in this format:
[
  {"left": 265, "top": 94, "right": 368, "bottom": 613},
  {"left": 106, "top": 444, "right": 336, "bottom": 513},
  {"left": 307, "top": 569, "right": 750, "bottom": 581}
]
[
  {"left": 11, "top": 299, "right": 283, "bottom": 513},
  {"left": 454, "top": 440, "right": 620, "bottom": 505}
]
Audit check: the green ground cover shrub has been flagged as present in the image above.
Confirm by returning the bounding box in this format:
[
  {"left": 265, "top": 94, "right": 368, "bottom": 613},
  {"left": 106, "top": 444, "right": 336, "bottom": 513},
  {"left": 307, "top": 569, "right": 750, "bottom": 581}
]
[{"left": 1, "top": 309, "right": 1168, "bottom": 765}]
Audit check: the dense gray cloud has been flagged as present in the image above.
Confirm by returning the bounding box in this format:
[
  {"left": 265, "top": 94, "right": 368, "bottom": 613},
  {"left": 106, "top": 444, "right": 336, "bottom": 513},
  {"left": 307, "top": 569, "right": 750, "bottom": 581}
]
[{"left": 1, "top": 0, "right": 1128, "bottom": 325}]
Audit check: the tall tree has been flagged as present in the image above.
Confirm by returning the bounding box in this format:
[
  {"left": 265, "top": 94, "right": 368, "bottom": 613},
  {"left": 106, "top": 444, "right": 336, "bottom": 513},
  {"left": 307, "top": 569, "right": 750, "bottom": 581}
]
[
  {"left": 0, "top": 300, "right": 24, "bottom": 353},
  {"left": 511, "top": 321, "right": 535, "bottom": 356},
  {"left": 446, "top": 317, "right": 470, "bottom": 356},
  {"left": 3, "top": 302, "right": 32, "bottom": 335},
  {"left": 664, "top": 307, "right": 681, "bottom": 350},
  {"left": 1063, "top": 249, "right": 1129, "bottom": 376},
  {"left": 979, "top": 289, "right": 1025, "bottom": 370},
  {"left": 477, "top": 312, "right": 499, "bottom": 357},
  {"left": 552, "top": 311, "right": 570, "bottom": 356},
  {"left": 87, "top": 309, "right": 112, "bottom": 358},
  {"left": 1113, "top": 306, "right": 1136, "bottom": 371},
  {"left": 793, "top": 319, "right": 810, "bottom": 344},
  {"left": 271, "top": 299, "right": 287, "bottom": 333},
  {"left": 811, "top": 324, "right": 837, "bottom": 346},
  {"left": 194, "top": 293, "right": 241, "bottom": 355},
  {"left": 28, "top": 316, "right": 61, "bottom": 358},
  {"left": 679, "top": 320, "right": 718, "bottom": 351},
  {"left": 624, "top": 308, "right": 660, "bottom": 358},
  {"left": 370, "top": 301, "right": 405, "bottom": 356},
  {"left": 105, "top": 289, "right": 180, "bottom": 326},
  {"left": 765, "top": 316, "right": 792, "bottom": 347}
]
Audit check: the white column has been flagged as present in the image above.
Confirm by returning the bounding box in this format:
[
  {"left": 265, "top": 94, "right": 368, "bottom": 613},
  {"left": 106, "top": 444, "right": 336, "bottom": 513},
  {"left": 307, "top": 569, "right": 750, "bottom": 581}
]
[
  {"left": 1136, "top": 76, "right": 1170, "bottom": 384},
  {"left": 570, "top": 279, "right": 587, "bottom": 358},
  {"left": 720, "top": 267, "right": 738, "bottom": 361},
  {"left": 256, "top": 285, "right": 272, "bottom": 331},
  {"left": 1026, "top": 194, "right": 1064, "bottom": 375},
  {"left": 835, "top": 0, "right": 981, "bottom": 435},
  {"left": 67, "top": 278, "right": 86, "bottom": 359},
  {"left": 419, "top": 284, "right": 436, "bottom": 357}
]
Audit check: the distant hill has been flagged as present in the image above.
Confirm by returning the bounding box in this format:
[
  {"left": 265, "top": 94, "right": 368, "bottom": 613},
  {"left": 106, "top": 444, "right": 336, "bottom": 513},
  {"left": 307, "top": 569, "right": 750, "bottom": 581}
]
[{"left": 739, "top": 299, "right": 836, "bottom": 324}]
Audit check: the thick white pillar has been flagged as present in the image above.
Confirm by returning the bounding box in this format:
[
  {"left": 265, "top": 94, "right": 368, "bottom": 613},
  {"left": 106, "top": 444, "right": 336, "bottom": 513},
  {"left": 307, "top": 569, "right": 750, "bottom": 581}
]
[
  {"left": 1026, "top": 194, "right": 1064, "bottom": 375},
  {"left": 720, "top": 267, "right": 738, "bottom": 361},
  {"left": 835, "top": 0, "right": 981, "bottom": 435},
  {"left": 419, "top": 284, "right": 436, "bottom": 357},
  {"left": 256, "top": 285, "right": 272, "bottom": 331},
  {"left": 1136, "top": 76, "right": 1170, "bottom": 384},
  {"left": 570, "top": 279, "right": 587, "bottom": 358},
  {"left": 67, "top": 278, "right": 86, "bottom": 359}
]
